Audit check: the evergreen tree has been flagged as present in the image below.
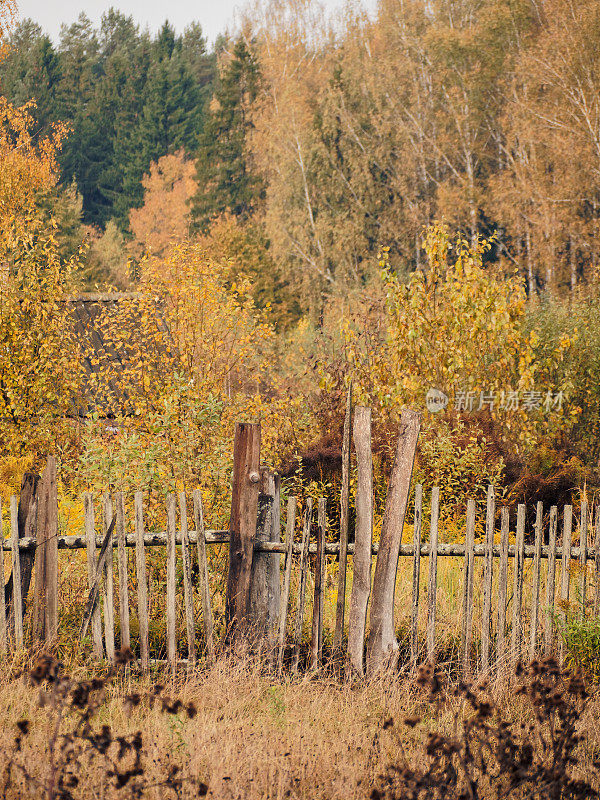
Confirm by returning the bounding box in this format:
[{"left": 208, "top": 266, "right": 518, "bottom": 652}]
[{"left": 191, "top": 37, "right": 263, "bottom": 231}]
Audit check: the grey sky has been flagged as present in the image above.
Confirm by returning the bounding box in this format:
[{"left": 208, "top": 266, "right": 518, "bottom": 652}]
[{"left": 14, "top": 0, "right": 363, "bottom": 45}]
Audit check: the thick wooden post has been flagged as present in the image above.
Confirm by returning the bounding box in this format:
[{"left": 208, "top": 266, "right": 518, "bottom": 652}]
[
  {"left": 367, "top": 409, "right": 420, "bottom": 676},
  {"left": 225, "top": 422, "right": 261, "bottom": 639},
  {"left": 249, "top": 469, "right": 279, "bottom": 646},
  {"left": 348, "top": 407, "right": 373, "bottom": 675},
  {"left": 334, "top": 383, "right": 352, "bottom": 650}
]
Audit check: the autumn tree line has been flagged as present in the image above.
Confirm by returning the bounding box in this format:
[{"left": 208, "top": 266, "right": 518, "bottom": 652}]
[{"left": 1, "top": 0, "right": 600, "bottom": 521}]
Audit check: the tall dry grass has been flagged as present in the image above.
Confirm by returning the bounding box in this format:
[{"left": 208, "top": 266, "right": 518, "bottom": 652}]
[{"left": 0, "top": 651, "right": 599, "bottom": 799}]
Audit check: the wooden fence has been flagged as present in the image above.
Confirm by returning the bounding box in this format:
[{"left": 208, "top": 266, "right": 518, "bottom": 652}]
[{"left": 1, "top": 414, "right": 597, "bottom": 678}]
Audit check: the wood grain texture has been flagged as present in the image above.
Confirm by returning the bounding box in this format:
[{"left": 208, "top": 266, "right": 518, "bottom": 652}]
[
  {"left": 225, "top": 422, "right": 261, "bottom": 639},
  {"left": 334, "top": 383, "right": 352, "bottom": 650},
  {"left": 310, "top": 499, "right": 326, "bottom": 670},
  {"left": 559, "top": 505, "right": 572, "bottom": 666},
  {"left": 84, "top": 494, "right": 103, "bottom": 659},
  {"left": 529, "top": 501, "right": 543, "bottom": 660},
  {"left": 0, "top": 501, "right": 6, "bottom": 653},
  {"left": 10, "top": 497, "right": 23, "bottom": 648},
  {"left": 367, "top": 409, "right": 420, "bottom": 676},
  {"left": 348, "top": 407, "right": 373, "bottom": 675}
]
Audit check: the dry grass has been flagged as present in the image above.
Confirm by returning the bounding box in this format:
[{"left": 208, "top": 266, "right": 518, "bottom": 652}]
[{"left": 0, "top": 652, "right": 598, "bottom": 799}]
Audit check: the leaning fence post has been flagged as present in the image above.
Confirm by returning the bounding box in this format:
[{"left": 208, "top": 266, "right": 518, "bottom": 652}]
[
  {"left": 334, "top": 383, "right": 352, "bottom": 651},
  {"left": 367, "top": 409, "right": 420, "bottom": 676},
  {"left": 225, "top": 422, "right": 261, "bottom": 641},
  {"left": 461, "top": 498, "right": 476, "bottom": 678},
  {"left": 348, "top": 407, "right": 373, "bottom": 676}
]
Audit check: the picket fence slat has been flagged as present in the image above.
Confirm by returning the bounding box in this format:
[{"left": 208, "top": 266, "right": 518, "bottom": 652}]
[
  {"left": 595, "top": 506, "right": 600, "bottom": 616},
  {"left": 179, "top": 493, "right": 196, "bottom": 666},
  {"left": 292, "top": 498, "right": 312, "bottom": 673},
  {"left": 84, "top": 494, "right": 103, "bottom": 659},
  {"left": 580, "top": 501, "right": 588, "bottom": 618},
  {"left": 102, "top": 495, "right": 116, "bottom": 663},
  {"left": 559, "top": 505, "right": 573, "bottom": 666},
  {"left": 529, "top": 502, "right": 543, "bottom": 660},
  {"left": 481, "top": 486, "right": 495, "bottom": 672},
  {"left": 511, "top": 504, "right": 526, "bottom": 664},
  {"left": 193, "top": 490, "right": 214, "bottom": 664},
  {"left": 277, "top": 496, "right": 297, "bottom": 677},
  {"left": 410, "top": 484, "right": 423, "bottom": 666},
  {"left": 496, "top": 507, "right": 509, "bottom": 670},
  {"left": 310, "top": 499, "right": 326, "bottom": 670},
  {"left": 116, "top": 492, "right": 130, "bottom": 652},
  {"left": 461, "top": 498, "right": 476, "bottom": 677},
  {"left": 0, "top": 501, "right": 6, "bottom": 654},
  {"left": 134, "top": 492, "right": 149, "bottom": 672},
  {"left": 426, "top": 487, "right": 440, "bottom": 662},
  {"left": 334, "top": 383, "right": 352, "bottom": 651},
  {"left": 544, "top": 506, "right": 558, "bottom": 656},
  {"left": 166, "top": 494, "right": 177, "bottom": 667},
  {"left": 11, "top": 497, "right": 23, "bottom": 649}
]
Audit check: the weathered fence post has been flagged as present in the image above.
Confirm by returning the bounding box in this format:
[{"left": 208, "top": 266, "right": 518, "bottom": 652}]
[
  {"left": 84, "top": 494, "right": 103, "bottom": 659},
  {"left": 559, "top": 505, "right": 572, "bottom": 666},
  {"left": 102, "top": 494, "right": 116, "bottom": 663},
  {"left": 348, "top": 407, "right": 373, "bottom": 676},
  {"left": 496, "top": 507, "right": 510, "bottom": 671},
  {"left": 511, "top": 504, "right": 526, "bottom": 664},
  {"left": 179, "top": 492, "right": 196, "bottom": 665},
  {"left": 334, "top": 383, "right": 352, "bottom": 651},
  {"left": 292, "top": 498, "right": 312, "bottom": 673},
  {"left": 579, "top": 500, "right": 588, "bottom": 618},
  {"left": 10, "top": 497, "right": 23, "bottom": 648},
  {"left": 166, "top": 493, "right": 177, "bottom": 667},
  {"left": 225, "top": 422, "right": 261, "bottom": 640},
  {"left": 249, "top": 469, "right": 280, "bottom": 648},
  {"left": 367, "top": 409, "right": 420, "bottom": 676},
  {"left": 32, "top": 457, "right": 58, "bottom": 643}
]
